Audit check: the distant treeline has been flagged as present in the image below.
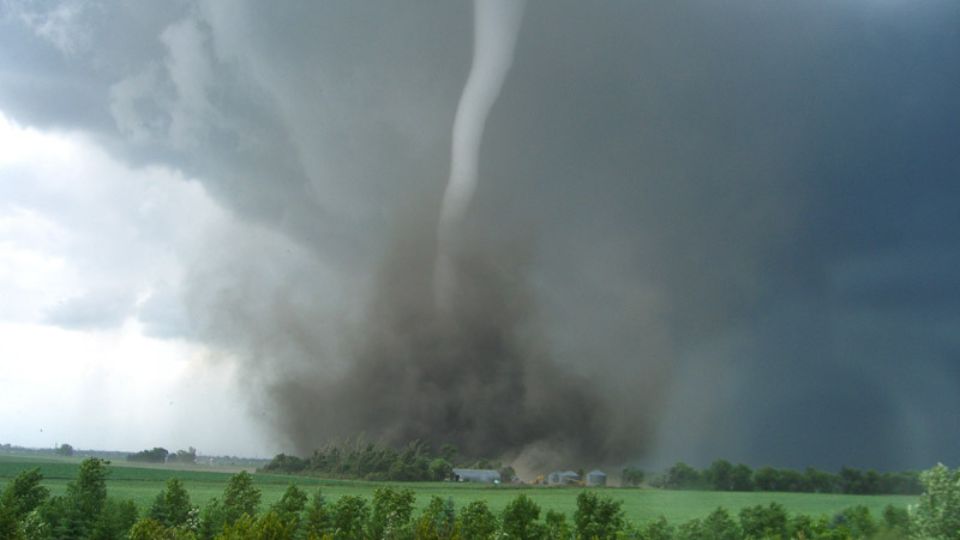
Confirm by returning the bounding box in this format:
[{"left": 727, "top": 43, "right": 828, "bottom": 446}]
[
  {"left": 127, "top": 447, "right": 197, "bottom": 464},
  {"left": 261, "top": 440, "right": 511, "bottom": 482},
  {"left": 649, "top": 460, "right": 922, "bottom": 495}
]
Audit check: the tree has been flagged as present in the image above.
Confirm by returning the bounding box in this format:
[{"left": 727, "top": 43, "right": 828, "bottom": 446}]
[
  {"left": 574, "top": 491, "right": 625, "bottom": 539},
  {"left": 881, "top": 504, "right": 909, "bottom": 532},
  {"left": 0, "top": 467, "right": 49, "bottom": 519},
  {"left": 172, "top": 447, "right": 198, "bottom": 464},
  {"left": 221, "top": 471, "right": 261, "bottom": 525},
  {"left": 662, "top": 462, "right": 702, "bottom": 490},
  {"left": 837, "top": 505, "right": 876, "bottom": 539},
  {"left": 368, "top": 487, "right": 415, "bottom": 540},
  {"left": 150, "top": 478, "right": 194, "bottom": 528},
  {"left": 706, "top": 460, "right": 735, "bottom": 491},
  {"left": 128, "top": 447, "right": 171, "bottom": 463},
  {"left": 42, "top": 458, "right": 111, "bottom": 538},
  {"left": 738, "top": 503, "right": 787, "bottom": 539},
  {"left": 636, "top": 516, "right": 674, "bottom": 540},
  {"left": 544, "top": 509, "right": 571, "bottom": 540},
  {"left": 55, "top": 443, "right": 74, "bottom": 457},
  {"left": 457, "top": 500, "right": 497, "bottom": 540},
  {"left": 0, "top": 504, "right": 22, "bottom": 540},
  {"left": 415, "top": 496, "right": 456, "bottom": 540},
  {"left": 303, "top": 489, "right": 332, "bottom": 538},
  {"left": 439, "top": 444, "right": 458, "bottom": 464},
  {"left": 753, "top": 467, "right": 781, "bottom": 492},
  {"left": 501, "top": 494, "right": 543, "bottom": 540},
  {"left": 730, "top": 464, "right": 754, "bottom": 491},
  {"left": 88, "top": 498, "right": 138, "bottom": 540},
  {"left": 912, "top": 463, "right": 960, "bottom": 539},
  {"left": 621, "top": 467, "right": 645, "bottom": 487},
  {"left": 701, "top": 507, "right": 740, "bottom": 540},
  {"left": 331, "top": 495, "right": 369, "bottom": 540},
  {"left": 428, "top": 458, "right": 453, "bottom": 482}
]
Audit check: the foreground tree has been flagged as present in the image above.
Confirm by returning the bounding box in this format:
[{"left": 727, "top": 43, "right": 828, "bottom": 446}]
[
  {"left": 150, "top": 478, "right": 193, "bottom": 528},
  {"left": 0, "top": 468, "right": 49, "bottom": 519},
  {"left": 457, "top": 500, "right": 498, "bottom": 540},
  {"left": 46, "top": 458, "right": 111, "bottom": 538},
  {"left": 574, "top": 492, "right": 625, "bottom": 539},
  {"left": 501, "top": 494, "right": 543, "bottom": 540},
  {"left": 912, "top": 463, "right": 960, "bottom": 539},
  {"left": 415, "top": 496, "right": 456, "bottom": 540},
  {"left": 368, "top": 487, "right": 415, "bottom": 540}
]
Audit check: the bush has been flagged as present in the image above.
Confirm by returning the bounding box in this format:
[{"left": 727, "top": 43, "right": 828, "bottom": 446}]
[
  {"left": 0, "top": 468, "right": 49, "bottom": 519},
  {"left": 303, "top": 489, "right": 332, "bottom": 538},
  {"left": 150, "top": 478, "right": 194, "bottom": 528},
  {"left": 270, "top": 484, "right": 308, "bottom": 528},
  {"left": 456, "top": 500, "right": 497, "bottom": 540},
  {"left": 501, "top": 494, "right": 543, "bottom": 540},
  {"left": 676, "top": 508, "right": 740, "bottom": 540},
  {"left": 368, "top": 487, "right": 415, "bottom": 540},
  {"left": 738, "top": 502, "right": 787, "bottom": 539},
  {"left": 221, "top": 471, "right": 261, "bottom": 526},
  {"left": 636, "top": 516, "right": 674, "bottom": 540},
  {"left": 415, "top": 496, "right": 456, "bottom": 540},
  {"left": 88, "top": 498, "right": 138, "bottom": 540},
  {"left": 331, "top": 495, "right": 369, "bottom": 540},
  {"left": 573, "top": 491, "right": 625, "bottom": 539}
]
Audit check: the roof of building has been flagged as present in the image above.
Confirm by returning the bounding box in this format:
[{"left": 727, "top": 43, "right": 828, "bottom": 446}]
[{"left": 452, "top": 468, "right": 500, "bottom": 479}]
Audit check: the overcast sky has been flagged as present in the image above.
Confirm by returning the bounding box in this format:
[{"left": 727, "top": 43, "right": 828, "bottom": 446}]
[{"left": 1, "top": 0, "right": 958, "bottom": 469}]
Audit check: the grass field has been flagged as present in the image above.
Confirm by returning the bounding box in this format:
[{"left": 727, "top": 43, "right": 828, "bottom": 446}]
[{"left": 0, "top": 454, "right": 917, "bottom": 525}]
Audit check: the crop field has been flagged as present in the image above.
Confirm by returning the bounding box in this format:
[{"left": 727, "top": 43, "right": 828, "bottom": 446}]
[{"left": 0, "top": 454, "right": 917, "bottom": 525}]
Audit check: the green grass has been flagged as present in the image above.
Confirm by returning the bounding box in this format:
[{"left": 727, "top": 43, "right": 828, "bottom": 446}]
[{"left": 0, "top": 454, "right": 917, "bottom": 525}]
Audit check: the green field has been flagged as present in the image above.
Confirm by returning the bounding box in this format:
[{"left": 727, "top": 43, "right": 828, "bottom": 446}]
[{"left": 0, "top": 454, "right": 917, "bottom": 525}]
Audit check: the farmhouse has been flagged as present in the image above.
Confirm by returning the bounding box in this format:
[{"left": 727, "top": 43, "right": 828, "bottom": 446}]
[
  {"left": 586, "top": 470, "right": 607, "bottom": 486},
  {"left": 547, "top": 470, "right": 580, "bottom": 485},
  {"left": 452, "top": 468, "right": 501, "bottom": 483}
]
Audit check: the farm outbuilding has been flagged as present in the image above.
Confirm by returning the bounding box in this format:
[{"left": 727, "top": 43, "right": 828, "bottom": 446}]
[
  {"left": 452, "top": 468, "right": 501, "bottom": 483},
  {"left": 547, "top": 470, "right": 580, "bottom": 485},
  {"left": 586, "top": 470, "right": 607, "bottom": 486}
]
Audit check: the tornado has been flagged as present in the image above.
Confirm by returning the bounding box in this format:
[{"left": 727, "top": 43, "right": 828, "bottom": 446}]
[{"left": 435, "top": 0, "right": 527, "bottom": 309}]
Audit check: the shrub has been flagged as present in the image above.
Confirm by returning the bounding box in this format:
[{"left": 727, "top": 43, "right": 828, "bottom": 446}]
[
  {"left": 150, "top": 478, "right": 194, "bottom": 528},
  {"left": 501, "top": 494, "right": 543, "bottom": 540},
  {"left": 331, "top": 495, "right": 369, "bottom": 540},
  {"left": 739, "top": 502, "right": 787, "bottom": 539},
  {"left": 368, "top": 487, "right": 415, "bottom": 540},
  {"left": 456, "top": 500, "right": 497, "bottom": 540},
  {"left": 415, "top": 496, "right": 456, "bottom": 540},
  {"left": 574, "top": 491, "right": 625, "bottom": 539}
]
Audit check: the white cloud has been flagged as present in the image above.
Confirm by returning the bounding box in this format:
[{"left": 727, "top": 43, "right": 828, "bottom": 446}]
[{"left": 0, "top": 110, "right": 277, "bottom": 456}]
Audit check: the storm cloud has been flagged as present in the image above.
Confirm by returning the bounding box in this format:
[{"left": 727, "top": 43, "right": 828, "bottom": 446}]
[{"left": 2, "top": 0, "right": 959, "bottom": 470}]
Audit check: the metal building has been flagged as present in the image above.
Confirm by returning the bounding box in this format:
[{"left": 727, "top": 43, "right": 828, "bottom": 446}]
[
  {"left": 586, "top": 470, "right": 607, "bottom": 487},
  {"left": 547, "top": 470, "right": 580, "bottom": 485},
  {"left": 452, "top": 468, "right": 501, "bottom": 483}
]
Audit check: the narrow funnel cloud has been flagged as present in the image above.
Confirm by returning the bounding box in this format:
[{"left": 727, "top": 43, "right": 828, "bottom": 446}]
[{"left": 436, "top": 0, "right": 527, "bottom": 308}]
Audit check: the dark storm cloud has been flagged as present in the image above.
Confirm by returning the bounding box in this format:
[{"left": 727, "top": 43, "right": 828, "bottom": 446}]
[{"left": 2, "top": 0, "right": 959, "bottom": 469}]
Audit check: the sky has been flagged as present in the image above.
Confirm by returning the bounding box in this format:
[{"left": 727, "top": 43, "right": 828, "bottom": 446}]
[{"left": 0, "top": 0, "right": 959, "bottom": 470}]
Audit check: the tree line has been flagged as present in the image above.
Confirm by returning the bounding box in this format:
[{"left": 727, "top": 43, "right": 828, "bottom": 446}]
[
  {"left": 644, "top": 460, "right": 922, "bottom": 495},
  {"left": 127, "top": 447, "right": 198, "bottom": 465},
  {"left": 4, "top": 458, "right": 960, "bottom": 539},
  {"left": 7, "top": 458, "right": 959, "bottom": 538},
  {"left": 261, "top": 440, "right": 515, "bottom": 483}
]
